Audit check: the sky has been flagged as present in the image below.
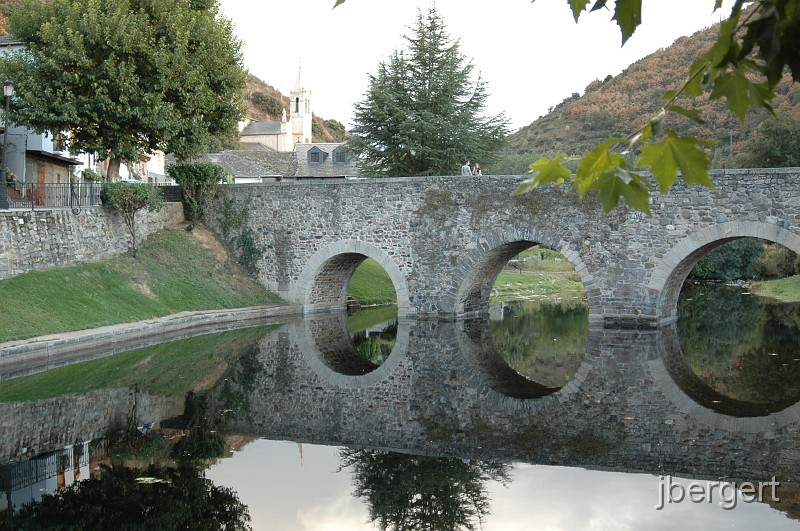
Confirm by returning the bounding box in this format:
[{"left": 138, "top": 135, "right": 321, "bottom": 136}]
[
  {"left": 217, "top": 0, "right": 735, "bottom": 131},
  {"left": 205, "top": 438, "right": 800, "bottom": 530}
]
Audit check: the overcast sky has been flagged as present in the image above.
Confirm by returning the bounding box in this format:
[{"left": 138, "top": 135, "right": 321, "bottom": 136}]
[
  {"left": 217, "top": 0, "right": 735, "bottom": 131},
  {"left": 206, "top": 438, "right": 800, "bottom": 530}
]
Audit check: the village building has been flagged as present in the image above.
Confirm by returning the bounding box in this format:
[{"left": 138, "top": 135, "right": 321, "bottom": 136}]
[{"left": 209, "top": 67, "right": 357, "bottom": 181}]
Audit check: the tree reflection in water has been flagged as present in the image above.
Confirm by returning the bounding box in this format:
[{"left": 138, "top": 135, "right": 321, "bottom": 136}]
[
  {"left": 12, "top": 463, "right": 251, "bottom": 530},
  {"left": 339, "top": 448, "right": 510, "bottom": 531},
  {"left": 348, "top": 306, "right": 399, "bottom": 366},
  {"left": 488, "top": 300, "right": 588, "bottom": 388},
  {"left": 4, "top": 342, "right": 267, "bottom": 529},
  {"left": 678, "top": 283, "right": 800, "bottom": 404}
]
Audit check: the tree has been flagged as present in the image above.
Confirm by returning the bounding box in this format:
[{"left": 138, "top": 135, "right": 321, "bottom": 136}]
[
  {"left": 102, "top": 182, "right": 165, "bottom": 258},
  {"left": 0, "top": 0, "right": 247, "bottom": 180},
  {"left": 732, "top": 111, "right": 800, "bottom": 167},
  {"left": 336, "top": 0, "right": 800, "bottom": 213},
  {"left": 690, "top": 238, "right": 766, "bottom": 280},
  {"left": 167, "top": 161, "right": 225, "bottom": 223},
  {"left": 12, "top": 463, "right": 251, "bottom": 530},
  {"left": 347, "top": 5, "right": 509, "bottom": 176},
  {"left": 338, "top": 448, "right": 510, "bottom": 531}
]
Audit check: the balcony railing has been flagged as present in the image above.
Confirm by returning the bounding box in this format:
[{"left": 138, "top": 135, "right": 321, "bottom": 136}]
[{"left": 5, "top": 181, "right": 102, "bottom": 212}]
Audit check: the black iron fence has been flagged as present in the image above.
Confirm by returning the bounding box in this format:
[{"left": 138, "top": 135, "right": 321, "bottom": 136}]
[
  {"left": 2, "top": 182, "right": 184, "bottom": 212},
  {"left": 5, "top": 182, "right": 102, "bottom": 212}
]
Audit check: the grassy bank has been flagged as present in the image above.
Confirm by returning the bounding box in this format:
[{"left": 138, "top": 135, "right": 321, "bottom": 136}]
[
  {"left": 492, "top": 270, "right": 585, "bottom": 303},
  {"left": 348, "top": 258, "right": 396, "bottom": 305},
  {"left": 750, "top": 275, "right": 800, "bottom": 302},
  {"left": 0, "top": 326, "right": 275, "bottom": 402},
  {"left": 346, "top": 247, "right": 587, "bottom": 306},
  {"left": 0, "top": 227, "right": 280, "bottom": 343}
]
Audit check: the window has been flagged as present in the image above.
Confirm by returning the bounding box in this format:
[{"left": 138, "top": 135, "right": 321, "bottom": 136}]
[
  {"left": 310, "top": 152, "right": 320, "bottom": 163},
  {"left": 335, "top": 151, "right": 346, "bottom": 163}
]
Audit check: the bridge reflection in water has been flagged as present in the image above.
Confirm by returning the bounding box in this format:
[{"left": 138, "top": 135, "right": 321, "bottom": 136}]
[
  {"left": 217, "top": 314, "right": 800, "bottom": 486},
  {"left": 2, "top": 312, "right": 800, "bottom": 520}
]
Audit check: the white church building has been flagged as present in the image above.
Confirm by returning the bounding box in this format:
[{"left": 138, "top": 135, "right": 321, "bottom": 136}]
[{"left": 238, "top": 67, "right": 313, "bottom": 152}]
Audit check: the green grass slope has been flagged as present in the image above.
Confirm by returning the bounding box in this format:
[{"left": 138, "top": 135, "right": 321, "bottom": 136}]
[{"left": 0, "top": 227, "right": 281, "bottom": 343}]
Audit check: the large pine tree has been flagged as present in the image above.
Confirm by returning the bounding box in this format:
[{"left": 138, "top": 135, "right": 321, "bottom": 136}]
[{"left": 348, "top": 5, "right": 509, "bottom": 177}]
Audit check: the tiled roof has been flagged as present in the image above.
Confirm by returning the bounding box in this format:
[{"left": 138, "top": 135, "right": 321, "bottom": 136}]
[
  {"left": 165, "top": 150, "right": 296, "bottom": 178},
  {"left": 240, "top": 121, "right": 283, "bottom": 136},
  {"left": 294, "top": 143, "right": 358, "bottom": 178},
  {"left": 205, "top": 150, "right": 296, "bottom": 178}
]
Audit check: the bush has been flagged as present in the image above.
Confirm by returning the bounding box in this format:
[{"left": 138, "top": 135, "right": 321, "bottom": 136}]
[
  {"left": 250, "top": 91, "right": 284, "bottom": 116},
  {"left": 754, "top": 244, "right": 798, "bottom": 278},
  {"left": 81, "top": 168, "right": 102, "bottom": 181},
  {"left": 691, "top": 239, "right": 765, "bottom": 280},
  {"left": 167, "top": 162, "right": 225, "bottom": 222},
  {"left": 102, "top": 181, "right": 165, "bottom": 257}
]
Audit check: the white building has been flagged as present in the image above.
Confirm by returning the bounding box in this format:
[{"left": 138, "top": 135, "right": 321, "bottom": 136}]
[{"left": 239, "top": 67, "right": 313, "bottom": 152}]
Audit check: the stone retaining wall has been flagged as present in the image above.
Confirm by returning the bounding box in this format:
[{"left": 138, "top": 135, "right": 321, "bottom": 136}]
[{"left": 0, "top": 203, "right": 184, "bottom": 280}]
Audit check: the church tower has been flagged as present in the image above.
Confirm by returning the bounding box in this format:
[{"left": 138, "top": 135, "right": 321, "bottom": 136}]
[{"left": 290, "top": 66, "right": 313, "bottom": 144}]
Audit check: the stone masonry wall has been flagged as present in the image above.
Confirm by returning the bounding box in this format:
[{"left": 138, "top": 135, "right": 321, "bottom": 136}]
[
  {"left": 0, "top": 203, "right": 184, "bottom": 280},
  {"left": 210, "top": 168, "right": 800, "bottom": 327}
]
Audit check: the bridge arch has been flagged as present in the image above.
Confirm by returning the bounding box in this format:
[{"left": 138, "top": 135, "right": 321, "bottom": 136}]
[
  {"left": 292, "top": 240, "right": 412, "bottom": 316},
  {"left": 439, "top": 226, "right": 600, "bottom": 322},
  {"left": 291, "top": 313, "right": 411, "bottom": 389},
  {"left": 455, "top": 318, "right": 594, "bottom": 401},
  {"left": 648, "top": 222, "right": 800, "bottom": 324}
]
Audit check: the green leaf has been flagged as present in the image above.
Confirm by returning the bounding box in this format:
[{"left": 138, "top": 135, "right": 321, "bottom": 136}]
[
  {"left": 637, "top": 132, "right": 714, "bottom": 193},
  {"left": 666, "top": 104, "right": 706, "bottom": 123},
  {"left": 685, "top": 58, "right": 710, "bottom": 97},
  {"left": 586, "top": 168, "right": 651, "bottom": 214},
  {"left": 589, "top": 0, "right": 608, "bottom": 12},
  {"left": 568, "top": 0, "right": 591, "bottom": 21},
  {"left": 661, "top": 89, "right": 680, "bottom": 101},
  {"left": 512, "top": 156, "right": 572, "bottom": 196},
  {"left": 574, "top": 141, "right": 628, "bottom": 195},
  {"left": 613, "top": 0, "right": 642, "bottom": 45},
  {"left": 710, "top": 66, "right": 773, "bottom": 121},
  {"left": 332, "top": 0, "right": 346, "bottom": 6}
]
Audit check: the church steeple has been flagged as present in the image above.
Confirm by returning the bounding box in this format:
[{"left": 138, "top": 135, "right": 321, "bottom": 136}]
[{"left": 290, "top": 65, "right": 312, "bottom": 144}]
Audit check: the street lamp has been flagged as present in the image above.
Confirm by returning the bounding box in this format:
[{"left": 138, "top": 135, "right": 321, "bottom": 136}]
[{"left": 0, "top": 80, "right": 13, "bottom": 210}]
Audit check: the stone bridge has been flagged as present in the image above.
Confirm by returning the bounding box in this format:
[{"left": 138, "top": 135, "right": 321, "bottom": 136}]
[{"left": 210, "top": 168, "right": 800, "bottom": 328}]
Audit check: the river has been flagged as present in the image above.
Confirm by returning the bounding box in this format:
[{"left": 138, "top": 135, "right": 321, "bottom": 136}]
[{"left": 1, "top": 284, "right": 799, "bottom": 529}]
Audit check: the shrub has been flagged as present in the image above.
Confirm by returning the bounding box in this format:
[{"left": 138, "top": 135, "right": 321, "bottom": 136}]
[
  {"left": 81, "top": 168, "right": 102, "bottom": 181},
  {"left": 167, "top": 162, "right": 224, "bottom": 223},
  {"left": 102, "top": 181, "right": 165, "bottom": 257},
  {"left": 250, "top": 91, "right": 284, "bottom": 116}
]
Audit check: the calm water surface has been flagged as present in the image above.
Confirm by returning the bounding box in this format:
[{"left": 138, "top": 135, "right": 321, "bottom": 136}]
[{"left": 1, "top": 285, "right": 800, "bottom": 529}]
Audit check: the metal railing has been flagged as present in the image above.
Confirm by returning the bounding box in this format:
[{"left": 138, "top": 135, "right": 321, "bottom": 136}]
[{"left": 5, "top": 182, "right": 102, "bottom": 213}]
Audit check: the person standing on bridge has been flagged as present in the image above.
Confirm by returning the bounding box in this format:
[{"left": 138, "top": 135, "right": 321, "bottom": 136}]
[
  {"left": 473, "top": 163, "right": 482, "bottom": 176},
  {"left": 461, "top": 159, "right": 472, "bottom": 176}
]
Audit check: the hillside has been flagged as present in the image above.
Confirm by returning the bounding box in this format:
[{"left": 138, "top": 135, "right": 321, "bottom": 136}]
[
  {"left": 506, "top": 21, "right": 800, "bottom": 167},
  {"left": 243, "top": 74, "right": 346, "bottom": 143}
]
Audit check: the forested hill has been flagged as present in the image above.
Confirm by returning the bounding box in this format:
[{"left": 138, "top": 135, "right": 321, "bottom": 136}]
[{"left": 506, "top": 20, "right": 800, "bottom": 165}]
